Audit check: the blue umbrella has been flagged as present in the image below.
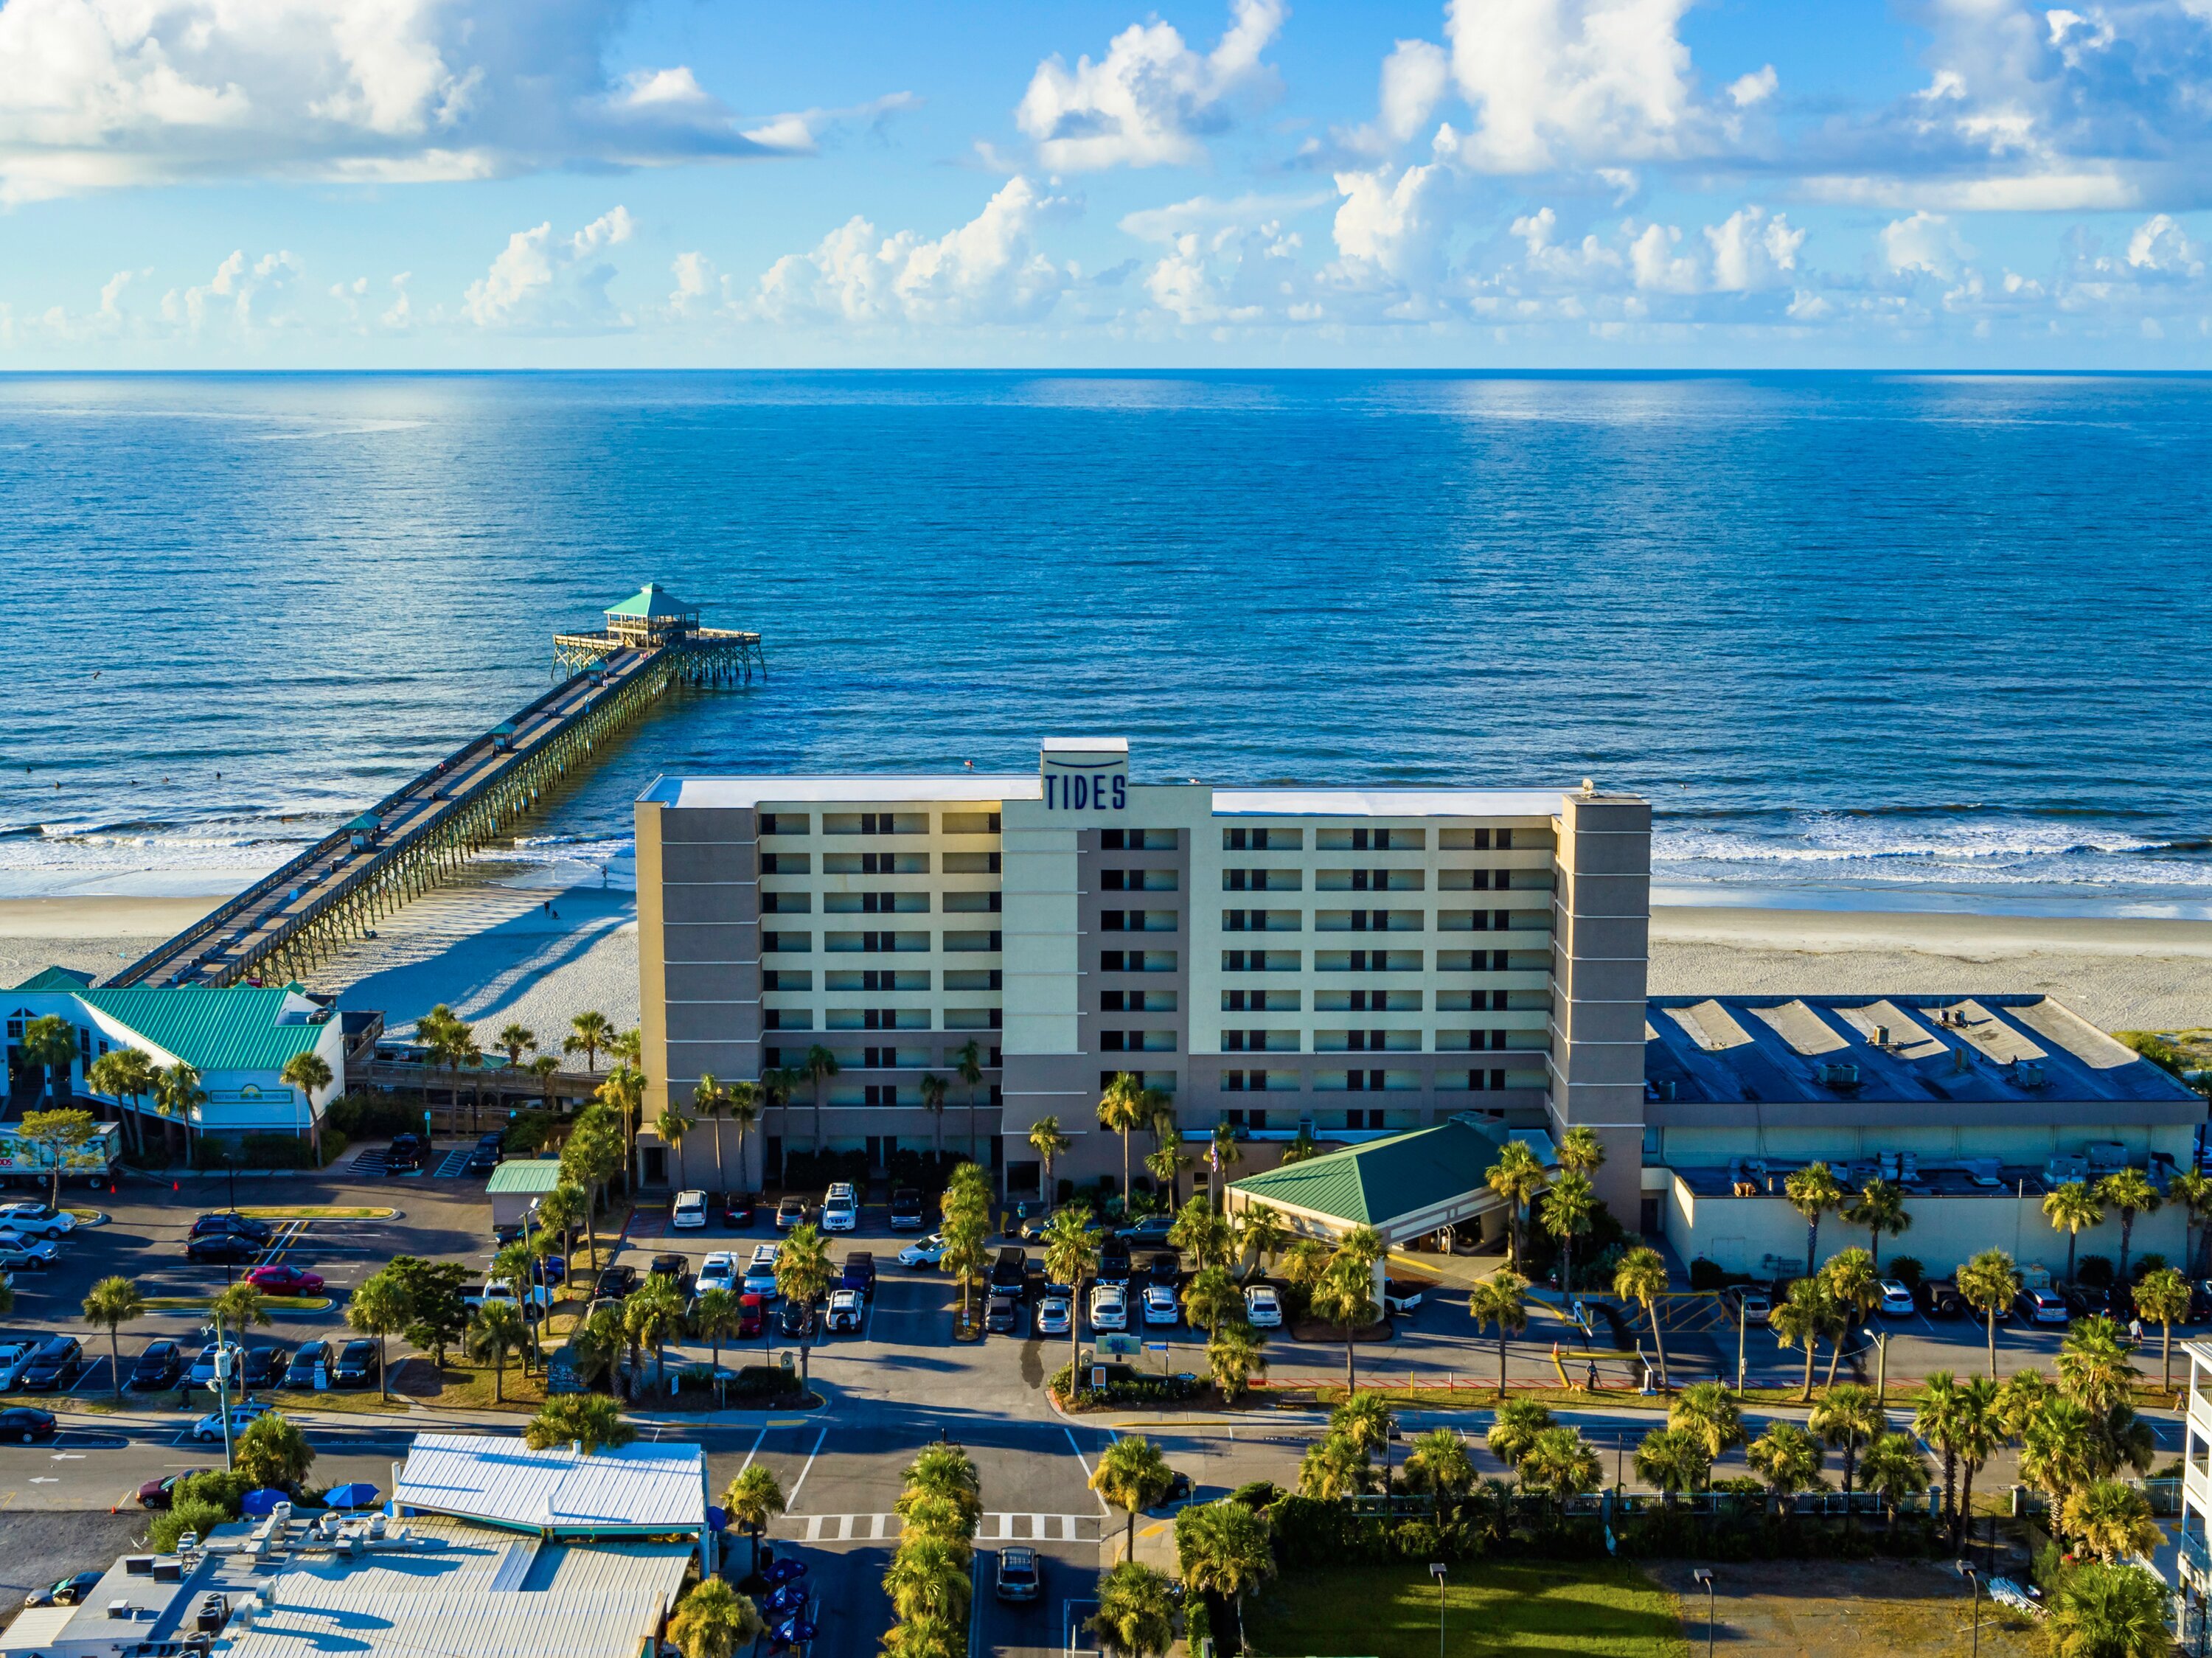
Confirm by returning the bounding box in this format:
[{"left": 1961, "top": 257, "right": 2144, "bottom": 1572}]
[
  {"left": 706, "top": 1505, "right": 728, "bottom": 1533},
  {"left": 771, "top": 1612, "right": 817, "bottom": 1647},
  {"left": 324, "top": 1483, "right": 380, "bottom": 1509},
  {"left": 240, "top": 1488, "right": 288, "bottom": 1516},
  {"left": 762, "top": 1586, "right": 807, "bottom": 1617},
  {"left": 762, "top": 1559, "right": 807, "bottom": 1586}
]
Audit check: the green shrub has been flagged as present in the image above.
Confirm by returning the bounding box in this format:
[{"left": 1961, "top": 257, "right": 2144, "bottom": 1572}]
[
  {"left": 1888, "top": 1255, "right": 1925, "bottom": 1289},
  {"left": 504, "top": 1110, "right": 556, "bottom": 1154},
  {"left": 1688, "top": 1258, "right": 1725, "bottom": 1292},
  {"left": 2079, "top": 1255, "right": 2115, "bottom": 1289},
  {"left": 178, "top": 1469, "right": 254, "bottom": 1516},
  {"left": 327, "top": 1092, "right": 420, "bottom": 1141},
  {"left": 1392, "top": 1519, "right": 1443, "bottom": 1560},
  {"left": 152, "top": 1498, "right": 231, "bottom": 1553},
  {"left": 1230, "top": 1481, "right": 1279, "bottom": 1511}
]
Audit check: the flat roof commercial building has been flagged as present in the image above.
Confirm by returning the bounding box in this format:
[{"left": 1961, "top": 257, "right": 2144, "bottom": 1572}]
[{"left": 636, "top": 739, "right": 1652, "bottom": 1218}]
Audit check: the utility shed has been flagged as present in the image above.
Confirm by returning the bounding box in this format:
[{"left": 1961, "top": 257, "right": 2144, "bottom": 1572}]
[{"left": 485, "top": 1159, "right": 566, "bottom": 1227}]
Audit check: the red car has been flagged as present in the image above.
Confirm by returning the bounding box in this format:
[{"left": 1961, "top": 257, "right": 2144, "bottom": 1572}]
[
  {"left": 246, "top": 1264, "right": 325, "bottom": 1295},
  {"left": 738, "top": 1293, "right": 766, "bottom": 1337}
]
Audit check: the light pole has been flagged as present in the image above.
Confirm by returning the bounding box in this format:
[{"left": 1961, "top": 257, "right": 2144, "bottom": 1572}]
[
  {"left": 1691, "top": 1568, "right": 1715, "bottom": 1658},
  {"left": 1428, "top": 1561, "right": 1447, "bottom": 1658},
  {"left": 213, "top": 1311, "right": 235, "bottom": 1472},
  {"left": 1958, "top": 1559, "right": 1980, "bottom": 1657}
]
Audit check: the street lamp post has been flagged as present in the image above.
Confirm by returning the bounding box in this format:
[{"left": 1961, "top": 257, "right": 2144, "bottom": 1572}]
[
  {"left": 1958, "top": 1560, "right": 1980, "bottom": 1657},
  {"left": 1428, "top": 1562, "right": 1447, "bottom": 1658},
  {"left": 1691, "top": 1568, "right": 1715, "bottom": 1658}
]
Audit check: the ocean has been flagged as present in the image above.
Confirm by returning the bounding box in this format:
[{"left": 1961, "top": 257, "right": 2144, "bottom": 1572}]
[{"left": 3, "top": 370, "right": 2209, "bottom": 916}]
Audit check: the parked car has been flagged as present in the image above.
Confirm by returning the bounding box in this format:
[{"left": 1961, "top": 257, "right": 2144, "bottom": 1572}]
[
  {"left": 19, "top": 1337, "right": 83, "bottom": 1391},
  {"left": 825, "top": 1288, "right": 865, "bottom": 1332},
  {"left": 240, "top": 1345, "right": 288, "bottom": 1388},
  {"left": 185, "top": 1233, "right": 255, "bottom": 1265},
  {"left": 1141, "top": 1285, "right": 1179, "bottom": 1327},
  {"left": 650, "top": 1253, "right": 692, "bottom": 1294},
  {"left": 672, "top": 1189, "right": 708, "bottom": 1230},
  {"left": 2017, "top": 1286, "right": 2070, "bottom": 1326},
  {"left": 1382, "top": 1280, "right": 1426, "bottom": 1316},
  {"left": 888, "top": 1188, "right": 925, "bottom": 1230},
  {"left": 192, "top": 1401, "right": 274, "bottom": 1442},
  {"left": 775, "top": 1196, "right": 807, "bottom": 1230},
  {"left": 0, "top": 1405, "right": 58, "bottom": 1443},
  {"left": 188, "top": 1343, "right": 241, "bottom": 1387},
  {"left": 284, "top": 1340, "right": 330, "bottom": 1388},
  {"left": 736, "top": 1293, "right": 767, "bottom": 1337},
  {"left": 137, "top": 1469, "right": 209, "bottom": 1509},
  {"left": 2063, "top": 1282, "right": 2112, "bottom": 1318},
  {"left": 1036, "top": 1293, "right": 1073, "bottom": 1336},
  {"left": 246, "top": 1264, "right": 325, "bottom": 1295},
  {"left": 995, "top": 1546, "right": 1042, "bottom": 1603},
  {"left": 1123, "top": 1215, "right": 1176, "bottom": 1244},
  {"left": 191, "top": 1212, "right": 273, "bottom": 1242},
  {"left": 1243, "top": 1285, "right": 1283, "bottom": 1328},
  {"left": 465, "top": 1280, "right": 549, "bottom": 1322},
  {"left": 1141, "top": 1253, "right": 1181, "bottom": 1288},
  {"left": 131, "top": 1339, "right": 184, "bottom": 1390},
  {"left": 1877, "top": 1281, "right": 1916, "bottom": 1317},
  {"left": 386, "top": 1132, "right": 426, "bottom": 1172},
  {"left": 841, "top": 1250, "right": 877, "bottom": 1300},
  {"left": 0, "top": 1202, "right": 74, "bottom": 1238},
  {"left": 594, "top": 1264, "right": 639, "bottom": 1299},
  {"left": 899, "top": 1233, "right": 949, "bottom": 1268},
  {"left": 465, "top": 1132, "right": 504, "bottom": 1176},
  {"left": 1089, "top": 1283, "right": 1127, "bottom": 1331},
  {"left": 1921, "top": 1278, "right": 1969, "bottom": 1319},
  {"left": 695, "top": 1251, "right": 740, "bottom": 1302},
  {"left": 821, "top": 1182, "right": 858, "bottom": 1233},
  {"left": 26, "top": 1572, "right": 103, "bottom": 1608},
  {"left": 990, "top": 1247, "right": 1030, "bottom": 1296},
  {"left": 743, "top": 1244, "right": 782, "bottom": 1298},
  {"left": 0, "top": 1340, "right": 36, "bottom": 1390},
  {"left": 1726, "top": 1286, "right": 1773, "bottom": 1326},
  {"left": 984, "top": 1291, "right": 1022, "bottom": 1334},
  {"left": 0, "top": 1236, "right": 62, "bottom": 1269},
  {"left": 778, "top": 1298, "right": 816, "bottom": 1340},
  {"left": 332, "top": 1339, "right": 380, "bottom": 1387},
  {"left": 722, "top": 1191, "right": 758, "bottom": 1229},
  {"left": 1097, "top": 1239, "right": 1132, "bottom": 1284}
]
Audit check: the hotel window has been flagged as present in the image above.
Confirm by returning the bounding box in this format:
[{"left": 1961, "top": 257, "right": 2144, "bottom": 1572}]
[
  {"left": 943, "top": 969, "right": 1002, "bottom": 992},
  {"left": 1221, "top": 949, "right": 1300, "bottom": 972},
  {"left": 863, "top": 1084, "right": 901, "bottom": 1107},
  {"left": 941, "top": 812, "right": 1003, "bottom": 834},
  {"left": 760, "top": 891, "right": 810, "bottom": 913},
  {"left": 759, "top": 852, "right": 812, "bottom": 874},
  {"left": 1467, "top": 1068, "right": 1508, "bottom": 1090},
  {"left": 1221, "top": 827, "right": 1301, "bottom": 850},
  {"left": 942, "top": 851, "right": 1001, "bottom": 874},
  {"left": 863, "top": 1046, "right": 898, "bottom": 1067},
  {"left": 1103, "top": 989, "right": 1177, "bottom": 1012},
  {"left": 1102, "top": 828, "right": 1177, "bottom": 851},
  {"left": 1222, "top": 989, "right": 1298, "bottom": 1012},
  {"left": 1101, "top": 950, "right": 1177, "bottom": 972},
  {"left": 1317, "top": 826, "right": 1427, "bottom": 851},
  {"left": 1102, "top": 869, "right": 1178, "bottom": 892},
  {"left": 759, "top": 813, "right": 811, "bottom": 835},
  {"left": 1439, "top": 827, "right": 1513, "bottom": 851},
  {"left": 942, "top": 891, "right": 1003, "bottom": 913}
]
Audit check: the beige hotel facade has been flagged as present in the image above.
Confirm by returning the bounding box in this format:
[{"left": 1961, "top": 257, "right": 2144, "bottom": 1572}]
[{"left": 636, "top": 739, "right": 1652, "bottom": 1220}]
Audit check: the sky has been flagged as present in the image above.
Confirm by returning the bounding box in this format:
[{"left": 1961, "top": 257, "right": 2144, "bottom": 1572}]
[{"left": 3, "top": 0, "right": 2212, "bottom": 368}]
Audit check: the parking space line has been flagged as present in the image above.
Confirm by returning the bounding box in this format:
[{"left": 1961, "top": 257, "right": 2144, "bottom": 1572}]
[
  {"left": 735, "top": 1424, "right": 768, "bottom": 1474},
  {"left": 784, "top": 1426, "right": 827, "bottom": 1508},
  {"left": 1063, "top": 1426, "right": 1111, "bottom": 1516}
]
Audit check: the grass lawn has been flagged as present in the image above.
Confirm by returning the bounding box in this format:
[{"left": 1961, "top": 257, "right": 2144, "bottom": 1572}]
[
  {"left": 1242, "top": 1560, "right": 1688, "bottom": 1658},
  {"left": 143, "top": 1295, "right": 330, "bottom": 1312},
  {"left": 233, "top": 1205, "right": 395, "bottom": 1220}
]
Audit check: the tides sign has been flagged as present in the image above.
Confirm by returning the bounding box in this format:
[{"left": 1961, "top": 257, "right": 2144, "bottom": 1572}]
[{"left": 1040, "top": 739, "right": 1128, "bottom": 812}]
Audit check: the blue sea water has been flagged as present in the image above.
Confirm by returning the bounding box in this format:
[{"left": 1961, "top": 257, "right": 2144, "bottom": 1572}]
[{"left": 1, "top": 370, "right": 2209, "bottom": 915}]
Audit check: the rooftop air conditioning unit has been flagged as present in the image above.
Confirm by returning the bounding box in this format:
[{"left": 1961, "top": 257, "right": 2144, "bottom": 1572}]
[
  {"left": 109, "top": 1600, "right": 136, "bottom": 1620},
  {"left": 2014, "top": 1062, "right": 2048, "bottom": 1088},
  {"left": 1815, "top": 1062, "right": 1860, "bottom": 1090}
]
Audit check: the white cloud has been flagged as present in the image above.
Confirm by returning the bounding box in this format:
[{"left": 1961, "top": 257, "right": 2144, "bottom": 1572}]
[
  {"left": 1332, "top": 154, "right": 1450, "bottom": 285},
  {"left": 1881, "top": 209, "right": 1969, "bottom": 276},
  {"left": 2126, "top": 212, "right": 2206, "bottom": 276},
  {"left": 1444, "top": 0, "right": 1703, "bottom": 173},
  {"left": 750, "top": 178, "right": 1076, "bottom": 326},
  {"left": 159, "top": 247, "right": 299, "bottom": 332},
  {"left": 1728, "top": 65, "right": 1778, "bottom": 108},
  {"left": 1015, "top": 0, "right": 1284, "bottom": 170},
  {"left": 1120, "top": 191, "right": 1334, "bottom": 244},
  {"left": 0, "top": 0, "right": 860, "bottom": 203},
  {"left": 1703, "top": 206, "right": 1803, "bottom": 291},
  {"left": 381, "top": 273, "right": 413, "bottom": 329},
  {"left": 463, "top": 206, "right": 634, "bottom": 330},
  {"left": 1627, "top": 221, "right": 1700, "bottom": 292}
]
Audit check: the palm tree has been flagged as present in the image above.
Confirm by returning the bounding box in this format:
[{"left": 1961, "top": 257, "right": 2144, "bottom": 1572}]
[
  {"left": 1857, "top": 1432, "right": 1932, "bottom": 1524},
  {"left": 1818, "top": 1245, "right": 1881, "bottom": 1387},
  {"left": 86, "top": 1048, "right": 156, "bottom": 1158},
  {"left": 689, "top": 1074, "right": 727, "bottom": 1190},
  {"left": 1746, "top": 1422, "right": 1825, "bottom": 1519},
  {"left": 1950, "top": 1375, "right": 2001, "bottom": 1551},
  {"left": 919, "top": 1073, "right": 949, "bottom": 1159},
  {"left": 1957, "top": 1248, "right": 2023, "bottom": 1379},
  {"left": 1170, "top": 1199, "right": 1233, "bottom": 1271},
  {"left": 1401, "top": 1428, "right": 1475, "bottom": 1511},
  {"left": 1669, "top": 1381, "right": 1745, "bottom": 1482},
  {"left": 558, "top": 1116, "right": 622, "bottom": 1266},
  {"left": 1280, "top": 1238, "right": 1329, "bottom": 1298},
  {"left": 537, "top": 1181, "right": 586, "bottom": 1275},
  {"left": 1634, "top": 1428, "right": 1711, "bottom": 1508},
  {"left": 1279, "top": 1125, "right": 1321, "bottom": 1165},
  {"left": 1613, "top": 1245, "right": 1672, "bottom": 1391},
  {"left": 722, "top": 1079, "right": 761, "bottom": 1190},
  {"left": 1519, "top": 1425, "right": 1601, "bottom": 1520},
  {"left": 346, "top": 1267, "right": 411, "bottom": 1400},
  {"left": 1298, "top": 1432, "right": 1371, "bottom": 1499},
  {"left": 277, "top": 1051, "right": 334, "bottom": 1163},
  {"left": 20, "top": 1014, "right": 77, "bottom": 1110},
  {"left": 1467, "top": 1269, "right": 1528, "bottom": 1398},
  {"left": 1333, "top": 1391, "right": 1395, "bottom": 1496},
  {"left": 883, "top": 1536, "right": 973, "bottom": 1623},
  {"left": 722, "top": 1465, "right": 787, "bottom": 1575},
  {"left": 496, "top": 1023, "right": 537, "bottom": 1067},
  {"left": 950, "top": 1038, "right": 986, "bottom": 1168},
  {"left": 1557, "top": 1124, "right": 1605, "bottom": 1177},
  {"left": 2134, "top": 1267, "right": 2192, "bottom": 1392},
  {"left": 1144, "top": 1143, "right": 1185, "bottom": 1208},
  {"left": 1541, "top": 1170, "right": 1596, "bottom": 1292},
  {"left": 802, "top": 1042, "right": 838, "bottom": 1154},
  {"left": 2097, "top": 1167, "right": 2160, "bottom": 1286},
  {"left": 2059, "top": 1317, "right": 2141, "bottom": 1416},
  {"left": 1485, "top": 1398, "right": 1555, "bottom": 1469},
  {"left": 2046, "top": 1561, "right": 2171, "bottom": 1658},
  {"left": 2062, "top": 1482, "right": 2163, "bottom": 1565},
  {"left": 524, "top": 1393, "right": 632, "bottom": 1453},
  {"left": 1841, "top": 1176, "right": 1911, "bottom": 1271},
  {"left": 1029, "top": 1115, "right": 1071, "bottom": 1202},
  {"left": 1208, "top": 1118, "right": 1243, "bottom": 1211},
  {"left": 1096, "top": 1073, "right": 1148, "bottom": 1207},
  {"left": 81, "top": 1275, "right": 144, "bottom": 1402},
  {"left": 1091, "top": 1433, "right": 1175, "bottom": 1562},
  {"left": 653, "top": 1107, "right": 690, "bottom": 1187},
  {"left": 467, "top": 1300, "right": 524, "bottom": 1401},
  {"left": 772, "top": 1222, "right": 834, "bottom": 1385},
  {"left": 668, "top": 1578, "right": 761, "bottom": 1658},
  {"left": 692, "top": 1287, "right": 744, "bottom": 1375},
  {"left": 2171, "top": 1168, "right": 2212, "bottom": 1275},
  {"left": 1915, "top": 1371, "right": 1970, "bottom": 1535},
  {"left": 625, "top": 1277, "right": 687, "bottom": 1392},
  {"left": 1784, "top": 1161, "right": 1843, "bottom": 1273},
  {"left": 156, "top": 1061, "right": 206, "bottom": 1163},
  {"left": 1175, "top": 1497, "right": 1275, "bottom": 1648},
  {"left": 1041, "top": 1203, "right": 1100, "bottom": 1384},
  {"left": 2044, "top": 1179, "right": 2106, "bottom": 1285},
  {"left": 566, "top": 1010, "right": 613, "bottom": 1073},
  {"left": 1091, "top": 1561, "right": 1175, "bottom": 1658},
  {"left": 1182, "top": 1264, "right": 1242, "bottom": 1337},
  {"left": 1809, "top": 1382, "right": 1884, "bottom": 1495},
  {"left": 1770, "top": 1275, "right": 1840, "bottom": 1403},
  {"left": 1485, "top": 1140, "right": 1548, "bottom": 1271},
  {"left": 1206, "top": 1319, "right": 1267, "bottom": 1403},
  {"left": 1233, "top": 1205, "right": 1287, "bottom": 1283},
  {"left": 1311, "top": 1259, "right": 1379, "bottom": 1391}
]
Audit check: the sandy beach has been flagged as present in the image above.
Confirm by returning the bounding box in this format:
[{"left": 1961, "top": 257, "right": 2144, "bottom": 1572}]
[{"left": 4, "top": 891, "right": 2208, "bottom": 1042}]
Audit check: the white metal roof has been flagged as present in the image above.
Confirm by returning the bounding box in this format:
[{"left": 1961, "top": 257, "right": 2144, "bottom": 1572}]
[
  {"left": 392, "top": 1433, "right": 705, "bottom": 1534},
  {"left": 639, "top": 774, "right": 1039, "bottom": 807},
  {"left": 1209, "top": 787, "right": 1569, "bottom": 818}
]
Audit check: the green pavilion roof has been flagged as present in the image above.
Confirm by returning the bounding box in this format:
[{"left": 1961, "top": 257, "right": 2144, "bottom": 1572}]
[
  {"left": 487, "top": 1159, "right": 566, "bottom": 1195},
  {"left": 605, "top": 583, "right": 691, "bottom": 620},
  {"left": 12, "top": 965, "right": 97, "bottom": 992},
  {"left": 74, "top": 985, "right": 332, "bottom": 1074},
  {"left": 1231, "top": 1116, "right": 1506, "bottom": 1227}
]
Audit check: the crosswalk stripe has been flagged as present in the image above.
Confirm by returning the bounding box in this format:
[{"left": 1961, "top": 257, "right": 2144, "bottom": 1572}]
[{"left": 777, "top": 1513, "right": 1097, "bottom": 1543}]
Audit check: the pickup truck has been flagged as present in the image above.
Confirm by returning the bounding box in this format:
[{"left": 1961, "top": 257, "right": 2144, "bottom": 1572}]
[{"left": 465, "top": 1280, "right": 552, "bottom": 1321}]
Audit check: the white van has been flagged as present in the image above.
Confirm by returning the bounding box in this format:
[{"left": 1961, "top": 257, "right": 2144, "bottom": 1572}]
[
  {"left": 672, "top": 1189, "right": 708, "bottom": 1230},
  {"left": 822, "top": 1182, "right": 858, "bottom": 1233}
]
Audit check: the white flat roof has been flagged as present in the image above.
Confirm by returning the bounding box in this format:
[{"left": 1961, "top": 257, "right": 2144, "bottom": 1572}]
[
  {"left": 640, "top": 775, "right": 1040, "bottom": 807},
  {"left": 1041, "top": 736, "right": 1129, "bottom": 753},
  {"left": 1211, "top": 787, "right": 1567, "bottom": 818},
  {"left": 392, "top": 1433, "right": 704, "bottom": 1533}
]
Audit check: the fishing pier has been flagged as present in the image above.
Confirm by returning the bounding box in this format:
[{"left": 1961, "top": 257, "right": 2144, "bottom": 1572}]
[{"left": 108, "top": 586, "right": 761, "bottom": 990}]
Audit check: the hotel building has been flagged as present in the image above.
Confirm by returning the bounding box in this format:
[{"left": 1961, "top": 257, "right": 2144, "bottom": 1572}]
[{"left": 636, "top": 739, "right": 1651, "bottom": 1218}]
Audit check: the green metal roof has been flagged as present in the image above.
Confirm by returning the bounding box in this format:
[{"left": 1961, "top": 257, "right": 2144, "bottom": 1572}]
[
  {"left": 605, "top": 583, "right": 689, "bottom": 620},
  {"left": 1231, "top": 1117, "right": 1506, "bottom": 1227},
  {"left": 12, "top": 965, "right": 96, "bottom": 992},
  {"left": 73, "top": 985, "right": 332, "bottom": 1074},
  {"left": 487, "top": 1158, "right": 566, "bottom": 1194}
]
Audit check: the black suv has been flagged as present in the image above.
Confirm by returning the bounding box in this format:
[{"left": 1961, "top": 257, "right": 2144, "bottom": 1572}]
[
  {"left": 132, "top": 1340, "right": 184, "bottom": 1390},
  {"left": 187, "top": 1232, "right": 258, "bottom": 1264},
  {"left": 241, "top": 1345, "right": 287, "bottom": 1389},
  {"left": 722, "top": 1191, "right": 758, "bottom": 1229},
  {"left": 332, "top": 1339, "right": 379, "bottom": 1387},
  {"left": 192, "top": 1212, "right": 274, "bottom": 1242},
  {"left": 888, "top": 1188, "right": 925, "bottom": 1230},
  {"left": 386, "top": 1133, "right": 426, "bottom": 1172},
  {"left": 465, "top": 1132, "right": 504, "bottom": 1175},
  {"left": 285, "top": 1341, "right": 330, "bottom": 1387},
  {"left": 650, "top": 1253, "right": 692, "bottom": 1295},
  {"left": 595, "top": 1264, "right": 639, "bottom": 1299},
  {"left": 1098, "top": 1238, "right": 1132, "bottom": 1284},
  {"left": 21, "top": 1337, "right": 83, "bottom": 1391}
]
